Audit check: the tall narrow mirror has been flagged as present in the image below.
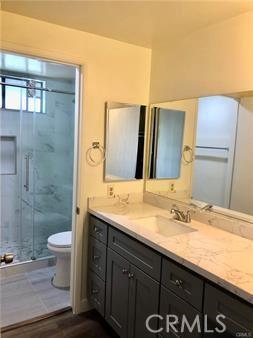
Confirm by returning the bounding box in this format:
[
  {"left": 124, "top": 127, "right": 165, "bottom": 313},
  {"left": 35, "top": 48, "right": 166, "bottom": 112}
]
[
  {"left": 104, "top": 102, "right": 146, "bottom": 182},
  {"left": 149, "top": 107, "right": 185, "bottom": 179},
  {"left": 146, "top": 99, "right": 197, "bottom": 198}
]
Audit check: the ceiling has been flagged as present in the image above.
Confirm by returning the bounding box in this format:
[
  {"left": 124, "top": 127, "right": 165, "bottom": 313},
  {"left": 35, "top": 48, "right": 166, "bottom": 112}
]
[{"left": 2, "top": 1, "right": 253, "bottom": 48}]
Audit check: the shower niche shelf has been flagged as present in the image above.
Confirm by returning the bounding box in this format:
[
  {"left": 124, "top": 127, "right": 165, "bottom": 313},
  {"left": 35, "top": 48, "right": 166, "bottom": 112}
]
[{"left": 0, "top": 136, "right": 17, "bottom": 175}]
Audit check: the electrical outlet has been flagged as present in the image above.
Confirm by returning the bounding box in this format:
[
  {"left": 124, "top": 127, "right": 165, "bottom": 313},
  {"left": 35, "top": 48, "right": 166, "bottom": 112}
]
[{"left": 107, "top": 185, "right": 114, "bottom": 198}]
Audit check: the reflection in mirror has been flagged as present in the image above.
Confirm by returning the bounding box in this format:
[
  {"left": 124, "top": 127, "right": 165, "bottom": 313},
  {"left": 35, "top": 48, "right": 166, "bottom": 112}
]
[
  {"left": 146, "top": 99, "right": 197, "bottom": 200},
  {"left": 145, "top": 94, "right": 253, "bottom": 218},
  {"left": 149, "top": 107, "right": 185, "bottom": 179},
  {"left": 105, "top": 102, "right": 146, "bottom": 181},
  {"left": 192, "top": 96, "right": 238, "bottom": 209}
]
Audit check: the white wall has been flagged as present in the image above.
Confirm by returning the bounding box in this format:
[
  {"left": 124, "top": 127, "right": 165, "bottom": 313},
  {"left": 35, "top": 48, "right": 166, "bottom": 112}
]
[
  {"left": 150, "top": 11, "right": 253, "bottom": 103},
  {"left": 230, "top": 97, "right": 253, "bottom": 215},
  {"left": 0, "top": 10, "right": 151, "bottom": 312}
]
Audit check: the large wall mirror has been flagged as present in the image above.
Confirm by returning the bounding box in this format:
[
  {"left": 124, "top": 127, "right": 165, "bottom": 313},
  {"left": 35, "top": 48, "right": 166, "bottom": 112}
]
[
  {"left": 104, "top": 102, "right": 146, "bottom": 181},
  {"left": 145, "top": 94, "right": 253, "bottom": 219}
]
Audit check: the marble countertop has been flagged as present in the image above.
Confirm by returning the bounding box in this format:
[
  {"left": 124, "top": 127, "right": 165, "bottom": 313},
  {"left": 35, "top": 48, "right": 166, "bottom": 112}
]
[{"left": 88, "top": 202, "right": 253, "bottom": 305}]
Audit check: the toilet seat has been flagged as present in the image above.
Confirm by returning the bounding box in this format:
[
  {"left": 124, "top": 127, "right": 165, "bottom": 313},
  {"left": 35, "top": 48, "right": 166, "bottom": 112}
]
[{"left": 48, "top": 231, "right": 71, "bottom": 248}]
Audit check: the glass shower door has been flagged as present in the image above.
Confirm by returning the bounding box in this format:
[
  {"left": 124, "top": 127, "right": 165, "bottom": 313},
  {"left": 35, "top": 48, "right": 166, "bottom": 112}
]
[
  {"left": 0, "top": 80, "right": 36, "bottom": 262},
  {"left": 1, "top": 78, "right": 75, "bottom": 262},
  {"left": 32, "top": 90, "right": 75, "bottom": 259}
]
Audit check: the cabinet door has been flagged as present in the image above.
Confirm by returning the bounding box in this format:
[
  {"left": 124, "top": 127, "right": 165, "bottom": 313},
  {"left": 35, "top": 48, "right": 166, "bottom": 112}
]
[
  {"left": 89, "top": 215, "right": 108, "bottom": 244},
  {"left": 159, "top": 286, "right": 202, "bottom": 338},
  {"left": 88, "top": 236, "right": 107, "bottom": 280},
  {"left": 87, "top": 269, "right": 105, "bottom": 317},
  {"left": 128, "top": 264, "right": 160, "bottom": 338},
  {"left": 204, "top": 284, "right": 253, "bottom": 337},
  {"left": 105, "top": 248, "right": 130, "bottom": 338},
  {"left": 109, "top": 227, "right": 161, "bottom": 281},
  {"left": 162, "top": 258, "right": 203, "bottom": 311}
]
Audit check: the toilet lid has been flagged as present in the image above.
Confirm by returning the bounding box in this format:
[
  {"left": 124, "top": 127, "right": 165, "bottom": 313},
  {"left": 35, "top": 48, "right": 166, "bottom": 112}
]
[{"left": 48, "top": 231, "right": 72, "bottom": 248}]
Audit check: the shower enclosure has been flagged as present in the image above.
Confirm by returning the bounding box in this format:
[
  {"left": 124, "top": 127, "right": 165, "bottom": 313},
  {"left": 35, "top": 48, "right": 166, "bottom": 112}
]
[{"left": 0, "top": 52, "right": 78, "bottom": 263}]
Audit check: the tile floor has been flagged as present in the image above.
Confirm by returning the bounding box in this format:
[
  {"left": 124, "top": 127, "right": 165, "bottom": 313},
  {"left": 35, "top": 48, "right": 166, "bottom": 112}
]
[{"left": 0, "top": 266, "right": 70, "bottom": 328}]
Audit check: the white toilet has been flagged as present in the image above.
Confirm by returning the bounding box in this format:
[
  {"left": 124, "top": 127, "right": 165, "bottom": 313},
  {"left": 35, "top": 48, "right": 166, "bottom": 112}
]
[{"left": 47, "top": 231, "right": 72, "bottom": 289}]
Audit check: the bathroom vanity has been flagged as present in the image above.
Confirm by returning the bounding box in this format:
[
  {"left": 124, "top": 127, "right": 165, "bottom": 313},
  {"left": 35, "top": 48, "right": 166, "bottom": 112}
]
[
  {"left": 87, "top": 97, "right": 253, "bottom": 337},
  {"left": 87, "top": 200, "right": 253, "bottom": 338}
]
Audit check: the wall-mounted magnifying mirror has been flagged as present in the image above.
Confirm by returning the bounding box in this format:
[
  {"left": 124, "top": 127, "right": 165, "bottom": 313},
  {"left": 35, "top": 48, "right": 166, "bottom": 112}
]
[
  {"left": 145, "top": 93, "right": 253, "bottom": 220},
  {"left": 104, "top": 102, "right": 146, "bottom": 182}
]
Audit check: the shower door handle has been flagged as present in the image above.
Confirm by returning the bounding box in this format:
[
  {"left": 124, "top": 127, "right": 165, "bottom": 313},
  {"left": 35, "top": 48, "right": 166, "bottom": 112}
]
[{"left": 24, "top": 153, "right": 31, "bottom": 192}]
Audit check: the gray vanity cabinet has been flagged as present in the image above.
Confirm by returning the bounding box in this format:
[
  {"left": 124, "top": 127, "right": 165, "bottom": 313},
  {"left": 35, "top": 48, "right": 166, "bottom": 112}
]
[
  {"left": 87, "top": 215, "right": 108, "bottom": 317},
  {"left": 159, "top": 286, "right": 202, "bottom": 338},
  {"left": 162, "top": 258, "right": 204, "bottom": 311},
  {"left": 108, "top": 227, "right": 161, "bottom": 281},
  {"left": 105, "top": 248, "right": 130, "bottom": 337},
  {"left": 128, "top": 264, "right": 160, "bottom": 338},
  {"left": 87, "top": 270, "right": 105, "bottom": 317},
  {"left": 204, "top": 284, "right": 253, "bottom": 336},
  {"left": 88, "top": 236, "right": 107, "bottom": 280},
  {"left": 87, "top": 214, "right": 253, "bottom": 338},
  {"left": 105, "top": 247, "right": 160, "bottom": 338}
]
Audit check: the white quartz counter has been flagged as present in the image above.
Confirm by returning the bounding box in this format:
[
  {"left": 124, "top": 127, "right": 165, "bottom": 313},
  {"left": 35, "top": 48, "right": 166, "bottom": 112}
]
[{"left": 88, "top": 202, "right": 253, "bottom": 305}]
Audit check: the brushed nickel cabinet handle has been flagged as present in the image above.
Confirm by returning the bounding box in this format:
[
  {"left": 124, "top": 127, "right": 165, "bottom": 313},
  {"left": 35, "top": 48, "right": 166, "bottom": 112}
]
[
  {"left": 175, "top": 279, "right": 184, "bottom": 288},
  {"left": 94, "top": 226, "right": 102, "bottom": 234},
  {"left": 91, "top": 289, "right": 99, "bottom": 295},
  {"left": 122, "top": 268, "right": 128, "bottom": 274},
  {"left": 128, "top": 273, "right": 134, "bottom": 279}
]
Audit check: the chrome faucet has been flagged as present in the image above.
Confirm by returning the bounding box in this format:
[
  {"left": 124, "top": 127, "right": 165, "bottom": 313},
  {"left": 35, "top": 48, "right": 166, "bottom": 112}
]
[
  {"left": 170, "top": 205, "right": 191, "bottom": 223},
  {"left": 189, "top": 202, "right": 213, "bottom": 212},
  {"left": 201, "top": 204, "right": 213, "bottom": 212}
]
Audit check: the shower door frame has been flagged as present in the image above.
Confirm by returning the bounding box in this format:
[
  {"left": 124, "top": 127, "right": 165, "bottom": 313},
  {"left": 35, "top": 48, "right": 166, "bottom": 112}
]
[{"left": 0, "top": 49, "right": 83, "bottom": 314}]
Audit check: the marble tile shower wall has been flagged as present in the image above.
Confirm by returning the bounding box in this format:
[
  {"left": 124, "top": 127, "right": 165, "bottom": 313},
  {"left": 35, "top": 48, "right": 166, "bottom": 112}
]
[
  {"left": 1, "top": 110, "right": 20, "bottom": 250},
  {"left": 0, "top": 78, "right": 75, "bottom": 261}
]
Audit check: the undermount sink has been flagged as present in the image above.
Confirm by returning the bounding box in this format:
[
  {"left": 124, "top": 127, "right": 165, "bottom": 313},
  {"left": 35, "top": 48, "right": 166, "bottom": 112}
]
[{"left": 133, "top": 215, "right": 197, "bottom": 237}]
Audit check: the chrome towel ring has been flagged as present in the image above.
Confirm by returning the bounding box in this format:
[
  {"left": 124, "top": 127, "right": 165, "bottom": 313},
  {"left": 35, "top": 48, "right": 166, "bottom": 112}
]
[
  {"left": 182, "top": 145, "right": 194, "bottom": 164},
  {"left": 86, "top": 142, "right": 106, "bottom": 167}
]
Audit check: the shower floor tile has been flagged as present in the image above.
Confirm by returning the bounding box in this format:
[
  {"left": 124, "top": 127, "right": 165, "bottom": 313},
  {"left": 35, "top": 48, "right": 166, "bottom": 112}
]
[{"left": 0, "top": 265, "right": 70, "bottom": 328}]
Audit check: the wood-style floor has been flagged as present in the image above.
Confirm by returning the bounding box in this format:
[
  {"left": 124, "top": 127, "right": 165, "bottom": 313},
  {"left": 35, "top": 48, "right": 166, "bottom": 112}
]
[{"left": 1, "top": 310, "right": 118, "bottom": 338}]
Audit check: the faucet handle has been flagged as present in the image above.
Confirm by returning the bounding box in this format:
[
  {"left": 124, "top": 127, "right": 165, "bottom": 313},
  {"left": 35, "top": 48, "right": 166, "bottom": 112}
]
[{"left": 185, "top": 210, "right": 191, "bottom": 223}]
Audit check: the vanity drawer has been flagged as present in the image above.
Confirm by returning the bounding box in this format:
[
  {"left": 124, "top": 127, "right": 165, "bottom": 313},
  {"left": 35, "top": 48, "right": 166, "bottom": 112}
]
[
  {"left": 204, "top": 284, "right": 253, "bottom": 336},
  {"left": 161, "top": 258, "right": 204, "bottom": 311},
  {"left": 88, "top": 236, "right": 107, "bottom": 281},
  {"left": 108, "top": 227, "right": 161, "bottom": 281},
  {"left": 159, "top": 286, "right": 202, "bottom": 338},
  {"left": 88, "top": 269, "right": 105, "bottom": 317},
  {"left": 89, "top": 215, "right": 108, "bottom": 245}
]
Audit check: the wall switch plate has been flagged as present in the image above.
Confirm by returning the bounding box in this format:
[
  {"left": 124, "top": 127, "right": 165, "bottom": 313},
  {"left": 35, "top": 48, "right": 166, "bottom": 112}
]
[{"left": 107, "top": 185, "right": 115, "bottom": 198}]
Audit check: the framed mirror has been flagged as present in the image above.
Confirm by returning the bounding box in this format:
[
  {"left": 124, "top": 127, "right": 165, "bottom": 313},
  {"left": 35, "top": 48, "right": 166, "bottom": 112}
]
[
  {"left": 104, "top": 102, "right": 146, "bottom": 182},
  {"left": 148, "top": 107, "right": 185, "bottom": 179},
  {"left": 145, "top": 93, "right": 253, "bottom": 221}
]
